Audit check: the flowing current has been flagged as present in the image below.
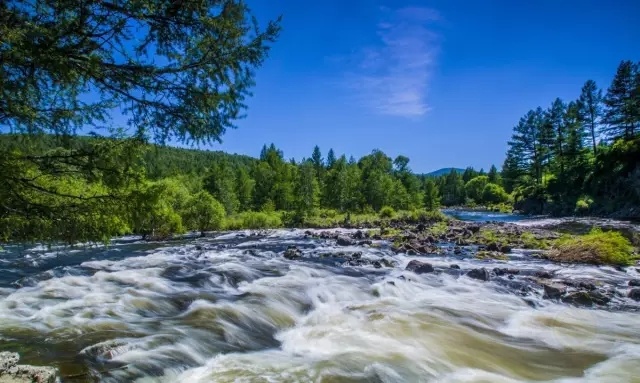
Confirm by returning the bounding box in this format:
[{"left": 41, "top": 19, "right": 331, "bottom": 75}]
[{"left": 1, "top": 226, "right": 640, "bottom": 382}]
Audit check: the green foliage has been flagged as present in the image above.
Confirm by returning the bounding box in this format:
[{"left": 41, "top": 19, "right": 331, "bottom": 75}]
[
  {"left": 428, "top": 222, "right": 448, "bottom": 237},
  {"left": 294, "top": 161, "right": 320, "bottom": 220},
  {"left": 423, "top": 178, "right": 440, "bottom": 210},
  {"left": 520, "top": 232, "right": 549, "bottom": 249},
  {"left": 504, "top": 60, "right": 640, "bottom": 216},
  {"left": 225, "top": 211, "right": 283, "bottom": 230},
  {"left": 1, "top": 0, "right": 280, "bottom": 143},
  {"left": 464, "top": 176, "right": 489, "bottom": 203},
  {"left": 379, "top": 206, "right": 396, "bottom": 219},
  {"left": 129, "top": 180, "right": 186, "bottom": 239},
  {"left": 182, "top": 191, "right": 226, "bottom": 234},
  {"left": 482, "top": 183, "right": 510, "bottom": 204},
  {"left": 575, "top": 196, "right": 594, "bottom": 214},
  {"left": 551, "top": 228, "right": 636, "bottom": 266},
  {"left": 0, "top": 0, "right": 280, "bottom": 243}
]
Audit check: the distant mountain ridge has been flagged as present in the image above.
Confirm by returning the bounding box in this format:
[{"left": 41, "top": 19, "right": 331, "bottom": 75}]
[{"left": 424, "top": 168, "right": 465, "bottom": 177}]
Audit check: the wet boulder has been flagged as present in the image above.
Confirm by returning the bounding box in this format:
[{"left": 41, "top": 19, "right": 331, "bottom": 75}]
[
  {"left": 467, "top": 268, "right": 491, "bottom": 281},
  {"left": 283, "top": 246, "right": 302, "bottom": 260},
  {"left": 542, "top": 282, "right": 567, "bottom": 299},
  {"left": 336, "top": 236, "right": 356, "bottom": 246},
  {"left": 629, "top": 279, "right": 640, "bottom": 287},
  {"left": 499, "top": 245, "right": 512, "bottom": 253},
  {"left": 493, "top": 268, "right": 520, "bottom": 276},
  {"left": 629, "top": 288, "right": 640, "bottom": 301},
  {"left": 562, "top": 291, "right": 610, "bottom": 306},
  {"left": 405, "top": 260, "right": 434, "bottom": 274},
  {"left": 353, "top": 230, "right": 365, "bottom": 239},
  {"left": 468, "top": 224, "right": 481, "bottom": 233},
  {"left": 449, "top": 264, "right": 461, "bottom": 269},
  {"left": 486, "top": 242, "right": 500, "bottom": 252}
]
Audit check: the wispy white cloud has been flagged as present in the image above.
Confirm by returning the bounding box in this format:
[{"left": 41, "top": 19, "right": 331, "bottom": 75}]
[{"left": 345, "top": 7, "right": 440, "bottom": 118}]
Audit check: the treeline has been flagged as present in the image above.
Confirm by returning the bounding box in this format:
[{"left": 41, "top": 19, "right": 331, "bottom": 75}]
[
  {"left": 0, "top": 132, "right": 510, "bottom": 243},
  {"left": 502, "top": 60, "right": 640, "bottom": 217}
]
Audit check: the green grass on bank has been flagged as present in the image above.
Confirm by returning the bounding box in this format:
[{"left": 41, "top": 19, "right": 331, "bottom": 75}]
[
  {"left": 222, "top": 208, "right": 447, "bottom": 230},
  {"left": 550, "top": 228, "right": 637, "bottom": 266}
]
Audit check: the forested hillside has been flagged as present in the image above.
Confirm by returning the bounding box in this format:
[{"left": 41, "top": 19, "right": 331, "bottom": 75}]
[
  {"left": 502, "top": 60, "right": 640, "bottom": 218},
  {"left": 1, "top": 132, "right": 513, "bottom": 243}
]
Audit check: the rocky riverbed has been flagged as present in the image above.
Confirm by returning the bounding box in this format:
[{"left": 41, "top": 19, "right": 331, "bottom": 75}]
[{"left": 0, "top": 214, "right": 639, "bottom": 382}]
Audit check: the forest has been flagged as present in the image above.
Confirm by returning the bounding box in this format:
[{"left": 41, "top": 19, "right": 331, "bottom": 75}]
[
  {"left": 502, "top": 60, "right": 640, "bottom": 217},
  {"left": 1, "top": 133, "right": 506, "bottom": 243}
]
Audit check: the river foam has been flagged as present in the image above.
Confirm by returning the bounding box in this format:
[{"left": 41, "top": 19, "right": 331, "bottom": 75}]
[{"left": 0, "top": 229, "right": 639, "bottom": 382}]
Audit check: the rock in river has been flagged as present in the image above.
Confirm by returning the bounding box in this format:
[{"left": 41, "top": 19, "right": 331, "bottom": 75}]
[
  {"left": 337, "top": 236, "right": 356, "bottom": 246},
  {"left": 405, "top": 260, "right": 434, "bottom": 274},
  {"left": 283, "top": 246, "right": 302, "bottom": 260},
  {"left": 629, "top": 288, "right": 640, "bottom": 301},
  {"left": 542, "top": 282, "right": 567, "bottom": 299},
  {"left": 0, "top": 352, "right": 57, "bottom": 383},
  {"left": 467, "top": 268, "right": 491, "bottom": 281},
  {"left": 562, "top": 291, "right": 610, "bottom": 306}
]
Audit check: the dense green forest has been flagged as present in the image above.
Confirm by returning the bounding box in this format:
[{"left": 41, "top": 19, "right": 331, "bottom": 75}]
[
  {"left": 502, "top": 60, "right": 640, "bottom": 217},
  {"left": 1, "top": 132, "right": 512, "bottom": 243}
]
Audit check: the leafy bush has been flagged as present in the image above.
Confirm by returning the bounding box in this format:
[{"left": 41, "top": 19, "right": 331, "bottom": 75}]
[
  {"left": 182, "top": 191, "right": 226, "bottom": 234},
  {"left": 550, "top": 228, "right": 636, "bottom": 266},
  {"left": 482, "top": 183, "right": 510, "bottom": 204},
  {"left": 225, "top": 211, "right": 282, "bottom": 230},
  {"left": 405, "top": 209, "right": 447, "bottom": 222},
  {"left": 575, "top": 196, "right": 593, "bottom": 214},
  {"left": 465, "top": 176, "right": 489, "bottom": 203},
  {"left": 379, "top": 206, "right": 396, "bottom": 219}
]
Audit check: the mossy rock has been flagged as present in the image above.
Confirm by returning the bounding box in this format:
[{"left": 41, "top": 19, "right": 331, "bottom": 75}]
[
  {"left": 549, "top": 228, "right": 637, "bottom": 266},
  {"left": 475, "top": 251, "right": 508, "bottom": 261}
]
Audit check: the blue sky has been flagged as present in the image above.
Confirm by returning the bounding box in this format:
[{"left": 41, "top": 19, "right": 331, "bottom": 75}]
[{"left": 212, "top": 0, "right": 639, "bottom": 173}]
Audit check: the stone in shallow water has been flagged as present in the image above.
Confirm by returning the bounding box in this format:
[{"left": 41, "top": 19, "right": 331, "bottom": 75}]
[
  {"left": 562, "top": 291, "right": 610, "bottom": 306},
  {"left": 405, "top": 260, "right": 434, "bottom": 274},
  {"left": 542, "top": 283, "right": 567, "bottom": 299},
  {"left": 336, "top": 236, "right": 355, "bottom": 246},
  {"left": 467, "top": 267, "right": 490, "bottom": 281},
  {"left": 629, "top": 279, "right": 640, "bottom": 287},
  {"left": 0, "top": 352, "right": 57, "bottom": 383},
  {"left": 283, "top": 246, "right": 302, "bottom": 260},
  {"left": 629, "top": 288, "right": 640, "bottom": 301}
]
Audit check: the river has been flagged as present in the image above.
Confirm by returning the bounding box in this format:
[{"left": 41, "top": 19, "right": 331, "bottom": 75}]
[{"left": 1, "top": 213, "right": 639, "bottom": 382}]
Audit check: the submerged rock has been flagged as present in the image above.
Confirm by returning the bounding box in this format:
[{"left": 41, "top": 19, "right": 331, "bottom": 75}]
[
  {"left": 0, "top": 352, "right": 57, "bottom": 383},
  {"left": 283, "top": 246, "right": 302, "bottom": 260},
  {"left": 629, "top": 288, "right": 640, "bottom": 301},
  {"left": 380, "top": 258, "right": 398, "bottom": 268},
  {"left": 449, "top": 264, "right": 461, "bottom": 269},
  {"left": 493, "top": 268, "right": 519, "bottom": 276},
  {"left": 405, "top": 260, "right": 434, "bottom": 274},
  {"left": 467, "top": 268, "right": 491, "bottom": 281},
  {"left": 535, "top": 270, "right": 554, "bottom": 279},
  {"left": 629, "top": 279, "right": 640, "bottom": 287}
]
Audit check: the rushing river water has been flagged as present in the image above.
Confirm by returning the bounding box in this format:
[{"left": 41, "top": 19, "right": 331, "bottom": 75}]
[{"left": 1, "top": 218, "right": 640, "bottom": 382}]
